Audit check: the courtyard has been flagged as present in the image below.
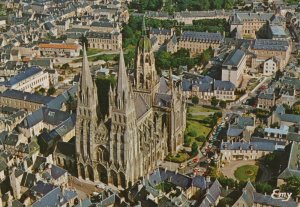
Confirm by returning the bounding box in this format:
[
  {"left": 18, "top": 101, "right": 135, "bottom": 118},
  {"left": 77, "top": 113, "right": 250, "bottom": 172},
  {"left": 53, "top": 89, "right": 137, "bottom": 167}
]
[{"left": 234, "top": 165, "right": 259, "bottom": 182}]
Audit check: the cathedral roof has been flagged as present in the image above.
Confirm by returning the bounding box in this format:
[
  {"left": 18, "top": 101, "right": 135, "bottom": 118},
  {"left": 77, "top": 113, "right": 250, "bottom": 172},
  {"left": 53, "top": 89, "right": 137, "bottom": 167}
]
[{"left": 135, "top": 94, "right": 150, "bottom": 119}]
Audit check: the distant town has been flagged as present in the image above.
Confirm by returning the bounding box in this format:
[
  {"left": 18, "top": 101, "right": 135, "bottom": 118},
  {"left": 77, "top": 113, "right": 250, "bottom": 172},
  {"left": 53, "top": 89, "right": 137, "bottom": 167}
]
[{"left": 0, "top": 0, "right": 299, "bottom": 206}]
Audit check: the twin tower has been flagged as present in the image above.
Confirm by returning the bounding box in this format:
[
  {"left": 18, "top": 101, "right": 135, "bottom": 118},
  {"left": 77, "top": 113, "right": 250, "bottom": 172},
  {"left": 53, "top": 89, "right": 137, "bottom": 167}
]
[{"left": 75, "top": 33, "right": 186, "bottom": 189}]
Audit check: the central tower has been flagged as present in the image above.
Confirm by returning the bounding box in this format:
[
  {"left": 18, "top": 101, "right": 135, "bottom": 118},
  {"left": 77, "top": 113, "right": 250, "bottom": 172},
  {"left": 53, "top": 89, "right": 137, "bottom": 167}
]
[{"left": 134, "top": 17, "right": 159, "bottom": 106}]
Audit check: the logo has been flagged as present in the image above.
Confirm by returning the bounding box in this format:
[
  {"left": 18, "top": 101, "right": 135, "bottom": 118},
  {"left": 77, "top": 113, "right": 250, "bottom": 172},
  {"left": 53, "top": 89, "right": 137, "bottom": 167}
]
[{"left": 271, "top": 189, "right": 292, "bottom": 201}]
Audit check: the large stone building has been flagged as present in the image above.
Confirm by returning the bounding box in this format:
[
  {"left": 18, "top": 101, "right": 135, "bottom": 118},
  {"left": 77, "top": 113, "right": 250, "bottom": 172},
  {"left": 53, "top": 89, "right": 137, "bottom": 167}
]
[
  {"left": 86, "top": 31, "right": 122, "bottom": 51},
  {"left": 230, "top": 12, "right": 285, "bottom": 39},
  {"left": 222, "top": 49, "right": 246, "bottom": 87},
  {"left": 178, "top": 31, "right": 223, "bottom": 56},
  {"left": 74, "top": 30, "right": 186, "bottom": 189},
  {"left": 250, "top": 39, "right": 291, "bottom": 70},
  {"left": 0, "top": 66, "right": 50, "bottom": 93}
]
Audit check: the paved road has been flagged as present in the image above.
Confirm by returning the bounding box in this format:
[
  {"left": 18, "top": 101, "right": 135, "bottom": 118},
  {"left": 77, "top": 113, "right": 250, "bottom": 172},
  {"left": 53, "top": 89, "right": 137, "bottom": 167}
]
[{"left": 54, "top": 51, "right": 120, "bottom": 65}]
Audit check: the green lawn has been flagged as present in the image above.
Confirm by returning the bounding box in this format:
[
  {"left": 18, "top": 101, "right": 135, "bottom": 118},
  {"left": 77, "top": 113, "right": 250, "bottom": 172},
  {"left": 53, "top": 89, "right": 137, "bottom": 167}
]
[
  {"left": 165, "top": 151, "right": 190, "bottom": 163},
  {"left": 188, "top": 105, "right": 220, "bottom": 113},
  {"left": 72, "top": 54, "right": 118, "bottom": 63},
  {"left": 86, "top": 48, "right": 103, "bottom": 56},
  {"left": 184, "top": 115, "right": 212, "bottom": 148},
  {"left": 234, "top": 165, "right": 259, "bottom": 182}
]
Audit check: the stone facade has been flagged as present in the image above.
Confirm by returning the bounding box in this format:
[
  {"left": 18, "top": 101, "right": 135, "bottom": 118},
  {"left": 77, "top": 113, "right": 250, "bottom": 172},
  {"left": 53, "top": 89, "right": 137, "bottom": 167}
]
[
  {"left": 75, "top": 32, "right": 186, "bottom": 189},
  {"left": 87, "top": 31, "right": 122, "bottom": 51},
  {"left": 178, "top": 31, "right": 223, "bottom": 56}
]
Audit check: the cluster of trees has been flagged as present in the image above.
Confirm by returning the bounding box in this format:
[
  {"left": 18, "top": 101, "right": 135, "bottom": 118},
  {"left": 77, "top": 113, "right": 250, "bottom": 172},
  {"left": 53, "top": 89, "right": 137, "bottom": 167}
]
[
  {"left": 211, "top": 96, "right": 227, "bottom": 108},
  {"left": 129, "top": 0, "right": 239, "bottom": 12},
  {"left": 155, "top": 47, "right": 214, "bottom": 74},
  {"left": 155, "top": 49, "right": 195, "bottom": 74},
  {"left": 129, "top": 0, "right": 163, "bottom": 12},
  {"left": 173, "top": 0, "right": 236, "bottom": 11},
  {"left": 281, "top": 176, "right": 300, "bottom": 199},
  {"left": 186, "top": 19, "right": 230, "bottom": 35}
]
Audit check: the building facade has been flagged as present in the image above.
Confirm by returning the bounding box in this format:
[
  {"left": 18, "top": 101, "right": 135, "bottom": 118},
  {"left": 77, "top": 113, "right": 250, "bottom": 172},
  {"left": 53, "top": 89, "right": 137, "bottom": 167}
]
[
  {"left": 178, "top": 31, "right": 223, "bottom": 56},
  {"left": 222, "top": 49, "right": 246, "bottom": 87},
  {"left": 39, "top": 43, "right": 81, "bottom": 57},
  {"left": 74, "top": 31, "right": 186, "bottom": 189},
  {"left": 86, "top": 31, "right": 122, "bottom": 51},
  {"left": 0, "top": 67, "right": 49, "bottom": 93}
]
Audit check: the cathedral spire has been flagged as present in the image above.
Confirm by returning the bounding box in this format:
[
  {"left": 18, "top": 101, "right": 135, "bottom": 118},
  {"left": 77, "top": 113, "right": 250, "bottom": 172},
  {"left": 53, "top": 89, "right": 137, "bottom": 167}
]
[
  {"left": 117, "top": 49, "right": 129, "bottom": 96},
  {"left": 80, "top": 45, "right": 93, "bottom": 92},
  {"left": 142, "top": 15, "right": 146, "bottom": 36}
]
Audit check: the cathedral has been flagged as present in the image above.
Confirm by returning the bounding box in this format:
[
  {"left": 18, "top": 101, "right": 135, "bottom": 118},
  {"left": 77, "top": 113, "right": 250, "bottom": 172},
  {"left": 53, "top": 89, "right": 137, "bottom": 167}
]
[{"left": 75, "top": 30, "right": 186, "bottom": 189}]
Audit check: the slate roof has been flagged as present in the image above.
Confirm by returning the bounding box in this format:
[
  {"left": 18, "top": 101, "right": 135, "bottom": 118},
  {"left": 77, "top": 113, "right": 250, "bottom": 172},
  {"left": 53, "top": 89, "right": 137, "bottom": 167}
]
[
  {"left": 252, "top": 39, "right": 289, "bottom": 51},
  {"left": 50, "top": 165, "right": 67, "bottom": 180},
  {"left": 179, "top": 31, "right": 223, "bottom": 42},
  {"left": 148, "top": 168, "right": 207, "bottom": 190},
  {"left": 199, "top": 180, "right": 222, "bottom": 207},
  {"left": 223, "top": 49, "right": 245, "bottom": 67},
  {"left": 46, "top": 85, "right": 77, "bottom": 110},
  {"left": 214, "top": 80, "right": 235, "bottom": 91},
  {"left": 0, "top": 90, "right": 54, "bottom": 105},
  {"left": 0, "top": 66, "right": 42, "bottom": 87},
  {"left": 22, "top": 107, "right": 71, "bottom": 128},
  {"left": 31, "top": 181, "right": 56, "bottom": 196},
  {"left": 86, "top": 31, "right": 115, "bottom": 39},
  {"left": 264, "top": 125, "right": 289, "bottom": 135},
  {"left": 221, "top": 141, "right": 284, "bottom": 151},
  {"left": 232, "top": 13, "right": 277, "bottom": 24},
  {"left": 55, "top": 141, "right": 76, "bottom": 157},
  {"left": 253, "top": 192, "right": 298, "bottom": 207},
  {"left": 278, "top": 141, "right": 300, "bottom": 179},
  {"left": 258, "top": 92, "right": 274, "bottom": 100},
  {"left": 280, "top": 114, "right": 300, "bottom": 124},
  {"left": 227, "top": 126, "right": 244, "bottom": 137},
  {"left": 20, "top": 172, "right": 36, "bottom": 188},
  {"left": 135, "top": 94, "right": 150, "bottom": 119},
  {"left": 31, "top": 186, "right": 67, "bottom": 207},
  {"left": 150, "top": 28, "right": 172, "bottom": 35}
]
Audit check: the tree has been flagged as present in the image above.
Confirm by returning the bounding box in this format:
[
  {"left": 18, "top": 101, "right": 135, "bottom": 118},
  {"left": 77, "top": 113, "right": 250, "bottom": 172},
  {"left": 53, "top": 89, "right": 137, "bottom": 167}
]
[
  {"left": 281, "top": 176, "right": 300, "bottom": 199},
  {"left": 79, "top": 34, "right": 88, "bottom": 50},
  {"left": 61, "top": 63, "right": 70, "bottom": 70},
  {"left": 39, "top": 88, "right": 45, "bottom": 94},
  {"left": 47, "top": 87, "right": 56, "bottom": 96},
  {"left": 223, "top": 0, "right": 234, "bottom": 9},
  {"left": 191, "top": 142, "right": 198, "bottom": 156},
  {"left": 219, "top": 100, "right": 227, "bottom": 108},
  {"left": 255, "top": 183, "right": 273, "bottom": 194},
  {"left": 211, "top": 96, "right": 219, "bottom": 107},
  {"left": 212, "top": 0, "right": 223, "bottom": 9},
  {"left": 191, "top": 96, "right": 199, "bottom": 104}
]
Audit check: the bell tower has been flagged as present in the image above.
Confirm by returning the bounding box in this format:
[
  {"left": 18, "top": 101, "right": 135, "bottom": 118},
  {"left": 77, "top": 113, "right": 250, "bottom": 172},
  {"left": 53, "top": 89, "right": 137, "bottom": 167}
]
[{"left": 134, "top": 16, "right": 158, "bottom": 91}]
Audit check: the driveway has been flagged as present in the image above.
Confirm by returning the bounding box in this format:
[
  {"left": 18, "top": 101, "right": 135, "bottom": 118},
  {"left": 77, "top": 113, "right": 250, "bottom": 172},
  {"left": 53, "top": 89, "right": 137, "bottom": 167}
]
[
  {"left": 220, "top": 160, "right": 272, "bottom": 182},
  {"left": 221, "top": 160, "right": 256, "bottom": 179}
]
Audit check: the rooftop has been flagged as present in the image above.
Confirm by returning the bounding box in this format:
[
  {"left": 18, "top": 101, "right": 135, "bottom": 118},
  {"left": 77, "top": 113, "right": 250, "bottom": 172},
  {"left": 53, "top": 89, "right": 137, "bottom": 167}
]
[
  {"left": 179, "top": 31, "right": 223, "bottom": 42},
  {"left": 39, "top": 43, "right": 80, "bottom": 50},
  {"left": 223, "top": 49, "right": 245, "bottom": 67},
  {"left": 1, "top": 66, "right": 42, "bottom": 87},
  {"left": 0, "top": 90, "right": 54, "bottom": 105},
  {"left": 252, "top": 39, "right": 289, "bottom": 51}
]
